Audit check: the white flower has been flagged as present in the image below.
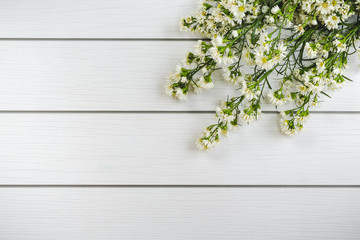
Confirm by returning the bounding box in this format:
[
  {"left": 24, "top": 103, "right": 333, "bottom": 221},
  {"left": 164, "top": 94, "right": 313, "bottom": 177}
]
[
  {"left": 271, "top": 6, "right": 280, "bottom": 14},
  {"left": 296, "top": 24, "right": 305, "bottom": 34},
  {"left": 197, "top": 76, "right": 214, "bottom": 89},
  {"left": 275, "top": 42, "right": 287, "bottom": 60},
  {"left": 311, "top": 100, "right": 321, "bottom": 108},
  {"left": 212, "top": 36, "right": 224, "bottom": 46},
  {"left": 242, "top": 48, "right": 255, "bottom": 65},
  {"left": 320, "top": 49, "right": 329, "bottom": 58},
  {"left": 223, "top": 49, "right": 238, "bottom": 64},
  {"left": 332, "top": 67, "right": 343, "bottom": 75},
  {"left": 240, "top": 81, "right": 256, "bottom": 100},
  {"left": 195, "top": 138, "right": 207, "bottom": 150},
  {"left": 262, "top": 5, "right": 269, "bottom": 13},
  {"left": 231, "top": 4, "right": 246, "bottom": 20},
  {"left": 216, "top": 107, "right": 235, "bottom": 123},
  {"left": 174, "top": 88, "right": 187, "bottom": 100},
  {"left": 310, "top": 19, "right": 318, "bottom": 25},
  {"left": 165, "top": 84, "right": 174, "bottom": 97},
  {"left": 209, "top": 47, "right": 222, "bottom": 62},
  {"left": 333, "top": 39, "right": 346, "bottom": 52},
  {"left": 255, "top": 50, "right": 275, "bottom": 70},
  {"left": 299, "top": 71, "right": 310, "bottom": 83},
  {"left": 283, "top": 128, "right": 297, "bottom": 136},
  {"left": 196, "top": 127, "right": 220, "bottom": 151},
  {"left": 194, "top": 40, "right": 205, "bottom": 56},
  {"left": 257, "top": 32, "right": 271, "bottom": 51},
  {"left": 317, "top": 1, "right": 334, "bottom": 15},
  {"left": 316, "top": 58, "right": 326, "bottom": 73},
  {"left": 196, "top": 138, "right": 213, "bottom": 151},
  {"left": 265, "top": 15, "right": 275, "bottom": 24},
  {"left": 307, "top": 82, "right": 323, "bottom": 94},
  {"left": 279, "top": 119, "right": 299, "bottom": 136},
  {"left": 296, "top": 84, "right": 309, "bottom": 95},
  {"left": 239, "top": 111, "right": 257, "bottom": 124},
  {"left": 295, "top": 114, "right": 310, "bottom": 124},
  {"left": 328, "top": 80, "right": 345, "bottom": 90},
  {"left": 324, "top": 14, "right": 340, "bottom": 30},
  {"left": 223, "top": 68, "right": 243, "bottom": 85},
  {"left": 267, "top": 91, "right": 287, "bottom": 106},
  {"left": 179, "top": 18, "right": 189, "bottom": 32},
  {"left": 232, "top": 30, "right": 239, "bottom": 38},
  {"left": 301, "top": 1, "right": 313, "bottom": 13},
  {"left": 305, "top": 42, "right": 317, "bottom": 58},
  {"left": 180, "top": 77, "right": 187, "bottom": 83}
]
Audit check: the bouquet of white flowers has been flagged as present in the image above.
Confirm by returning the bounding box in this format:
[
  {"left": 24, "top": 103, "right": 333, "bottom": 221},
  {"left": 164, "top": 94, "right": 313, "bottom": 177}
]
[{"left": 165, "top": 0, "right": 360, "bottom": 150}]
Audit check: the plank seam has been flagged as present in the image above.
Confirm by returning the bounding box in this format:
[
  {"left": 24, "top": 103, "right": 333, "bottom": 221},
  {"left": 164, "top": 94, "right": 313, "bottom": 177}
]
[
  {"left": 0, "top": 38, "right": 208, "bottom": 41},
  {"left": 0, "top": 111, "right": 359, "bottom": 114},
  {"left": 1, "top": 185, "right": 360, "bottom": 188}
]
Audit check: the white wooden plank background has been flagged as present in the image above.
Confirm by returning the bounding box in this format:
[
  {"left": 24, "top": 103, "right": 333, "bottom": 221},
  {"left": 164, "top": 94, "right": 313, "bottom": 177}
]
[
  {"left": 0, "top": 41, "right": 359, "bottom": 111},
  {"left": 0, "top": 113, "right": 359, "bottom": 185},
  {"left": 0, "top": 0, "right": 198, "bottom": 39},
  {"left": 1, "top": 188, "right": 360, "bottom": 240},
  {"left": 1, "top": 0, "right": 360, "bottom": 239}
]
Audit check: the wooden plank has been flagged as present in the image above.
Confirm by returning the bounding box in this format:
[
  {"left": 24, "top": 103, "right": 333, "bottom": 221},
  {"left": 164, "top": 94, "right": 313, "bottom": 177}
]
[
  {"left": 0, "top": 41, "right": 359, "bottom": 111},
  {"left": 0, "top": 0, "right": 198, "bottom": 39},
  {"left": 0, "top": 113, "right": 359, "bottom": 185},
  {"left": 1, "top": 188, "right": 360, "bottom": 239}
]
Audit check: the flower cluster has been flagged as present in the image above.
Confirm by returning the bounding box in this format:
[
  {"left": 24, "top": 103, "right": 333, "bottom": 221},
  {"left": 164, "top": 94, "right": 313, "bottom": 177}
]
[
  {"left": 166, "top": 0, "right": 360, "bottom": 150},
  {"left": 296, "top": 0, "right": 355, "bottom": 30}
]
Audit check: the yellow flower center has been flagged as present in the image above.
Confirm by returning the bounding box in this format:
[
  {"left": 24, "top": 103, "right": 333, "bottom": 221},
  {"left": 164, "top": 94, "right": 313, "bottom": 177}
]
[
  {"left": 322, "top": 2, "right": 329, "bottom": 9},
  {"left": 239, "top": 6, "right": 245, "bottom": 12}
]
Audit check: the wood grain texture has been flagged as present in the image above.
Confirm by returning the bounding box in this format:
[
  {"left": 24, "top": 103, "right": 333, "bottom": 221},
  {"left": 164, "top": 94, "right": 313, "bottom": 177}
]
[
  {"left": 0, "top": 113, "right": 359, "bottom": 185},
  {"left": 0, "top": 41, "right": 359, "bottom": 111},
  {"left": 1, "top": 188, "right": 360, "bottom": 240},
  {"left": 0, "top": 0, "right": 199, "bottom": 39},
  {"left": 1, "top": 1, "right": 360, "bottom": 239}
]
